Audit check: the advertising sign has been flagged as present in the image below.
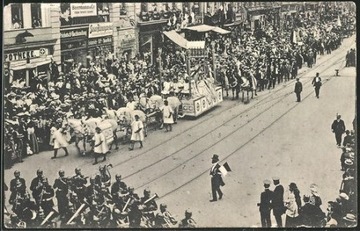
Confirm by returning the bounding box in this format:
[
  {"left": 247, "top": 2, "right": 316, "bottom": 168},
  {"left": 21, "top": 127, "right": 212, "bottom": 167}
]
[
  {"left": 5, "top": 48, "right": 49, "bottom": 62},
  {"left": 89, "top": 22, "right": 113, "bottom": 38},
  {"left": 70, "top": 3, "right": 97, "bottom": 17}
]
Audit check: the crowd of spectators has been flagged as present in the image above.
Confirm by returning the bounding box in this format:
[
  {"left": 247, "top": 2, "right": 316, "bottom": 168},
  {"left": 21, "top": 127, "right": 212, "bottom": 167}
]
[{"left": 4, "top": 8, "right": 355, "bottom": 168}]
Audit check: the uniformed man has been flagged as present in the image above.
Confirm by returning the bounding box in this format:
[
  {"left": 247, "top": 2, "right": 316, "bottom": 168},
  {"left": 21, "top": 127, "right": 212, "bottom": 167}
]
[
  {"left": 128, "top": 200, "right": 142, "bottom": 228},
  {"left": 257, "top": 179, "right": 273, "bottom": 227},
  {"left": 10, "top": 170, "right": 26, "bottom": 196},
  {"left": 178, "top": 209, "right": 196, "bottom": 228},
  {"left": 209, "top": 154, "right": 224, "bottom": 202},
  {"left": 154, "top": 203, "right": 177, "bottom": 228},
  {"left": 294, "top": 78, "right": 303, "bottom": 102},
  {"left": 53, "top": 170, "right": 69, "bottom": 218},
  {"left": 111, "top": 174, "right": 128, "bottom": 204},
  {"left": 72, "top": 168, "right": 87, "bottom": 202},
  {"left": 30, "top": 169, "right": 45, "bottom": 207},
  {"left": 272, "top": 177, "right": 285, "bottom": 227},
  {"left": 39, "top": 178, "right": 55, "bottom": 216},
  {"left": 85, "top": 176, "right": 105, "bottom": 206},
  {"left": 140, "top": 189, "right": 157, "bottom": 226}
]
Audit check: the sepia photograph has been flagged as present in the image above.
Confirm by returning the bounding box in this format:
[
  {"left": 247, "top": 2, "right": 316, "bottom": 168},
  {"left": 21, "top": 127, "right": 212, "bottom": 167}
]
[{"left": 2, "top": 1, "right": 357, "bottom": 229}]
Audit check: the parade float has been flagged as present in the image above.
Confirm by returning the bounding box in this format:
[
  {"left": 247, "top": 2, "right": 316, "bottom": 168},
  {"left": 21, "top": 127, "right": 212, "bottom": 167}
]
[{"left": 163, "top": 27, "right": 225, "bottom": 117}]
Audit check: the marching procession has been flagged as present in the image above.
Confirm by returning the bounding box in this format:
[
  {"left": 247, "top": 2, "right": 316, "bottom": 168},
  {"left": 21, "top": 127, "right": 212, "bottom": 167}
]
[
  {"left": 3, "top": 1, "right": 357, "bottom": 229},
  {"left": 4, "top": 166, "right": 196, "bottom": 228}
]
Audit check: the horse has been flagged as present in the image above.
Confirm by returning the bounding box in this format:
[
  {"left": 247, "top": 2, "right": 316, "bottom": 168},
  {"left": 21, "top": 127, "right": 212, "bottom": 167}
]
[
  {"left": 166, "top": 96, "right": 183, "bottom": 121},
  {"left": 116, "top": 107, "right": 148, "bottom": 142},
  {"left": 239, "top": 75, "right": 257, "bottom": 103},
  {"left": 138, "top": 94, "right": 164, "bottom": 129},
  {"left": 67, "top": 118, "right": 120, "bottom": 155}
]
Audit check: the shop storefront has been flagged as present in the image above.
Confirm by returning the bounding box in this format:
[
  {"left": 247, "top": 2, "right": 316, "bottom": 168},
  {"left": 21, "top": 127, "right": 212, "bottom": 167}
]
[
  {"left": 60, "top": 22, "right": 114, "bottom": 71},
  {"left": 4, "top": 39, "right": 57, "bottom": 87},
  {"left": 60, "top": 26, "right": 88, "bottom": 71},
  {"left": 138, "top": 21, "right": 168, "bottom": 65}
]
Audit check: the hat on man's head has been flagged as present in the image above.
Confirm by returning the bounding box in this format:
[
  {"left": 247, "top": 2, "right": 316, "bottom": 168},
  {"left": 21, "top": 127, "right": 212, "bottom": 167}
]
[
  {"left": 272, "top": 177, "right": 280, "bottom": 181},
  {"left": 345, "top": 159, "right": 353, "bottom": 166},
  {"left": 339, "top": 192, "right": 349, "bottom": 200},
  {"left": 343, "top": 213, "right": 356, "bottom": 222},
  {"left": 263, "top": 179, "right": 271, "bottom": 187},
  {"left": 211, "top": 154, "right": 219, "bottom": 162}
]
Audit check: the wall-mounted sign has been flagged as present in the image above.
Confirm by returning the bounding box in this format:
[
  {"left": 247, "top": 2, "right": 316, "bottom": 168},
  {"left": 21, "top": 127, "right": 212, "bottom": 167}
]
[
  {"left": 121, "top": 38, "right": 136, "bottom": 48},
  {"left": 61, "top": 28, "right": 88, "bottom": 39},
  {"left": 88, "top": 37, "right": 113, "bottom": 46},
  {"left": 89, "top": 22, "right": 113, "bottom": 38},
  {"left": 70, "top": 3, "right": 97, "bottom": 18},
  {"left": 5, "top": 48, "right": 49, "bottom": 62}
]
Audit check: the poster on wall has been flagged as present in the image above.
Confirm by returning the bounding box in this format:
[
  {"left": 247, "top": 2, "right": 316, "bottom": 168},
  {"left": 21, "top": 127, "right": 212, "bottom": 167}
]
[{"left": 70, "top": 3, "right": 97, "bottom": 17}]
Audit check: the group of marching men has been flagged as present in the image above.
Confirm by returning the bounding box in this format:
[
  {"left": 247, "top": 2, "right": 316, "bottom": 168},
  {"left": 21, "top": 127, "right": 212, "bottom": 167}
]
[{"left": 4, "top": 166, "right": 196, "bottom": 228}]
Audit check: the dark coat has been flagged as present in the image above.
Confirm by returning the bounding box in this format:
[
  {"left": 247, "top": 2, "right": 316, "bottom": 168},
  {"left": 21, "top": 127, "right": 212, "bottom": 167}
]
[
  {"left": 259, "top": 189, "right": 273, "bottom": 212},
  {"left": 294, "top": 81, "right": 303, "bottom": 93},
  {"left": 272, "top": 184, "right": 285, "bottom": 215},
  {"left": 331, "top": 119, "right": 345, "bottom": 134},
  {"left": 210, "top": 163, "right": 224, "bottom": 187},
  {"left": 10, "top": 177, "right": 26, "bottom": 193},
  {"left": 299, "top": 203, "right": 325, "bottom": 227},
  {"left": 312, "top": 77, "right": 322, "bottom": 87}
]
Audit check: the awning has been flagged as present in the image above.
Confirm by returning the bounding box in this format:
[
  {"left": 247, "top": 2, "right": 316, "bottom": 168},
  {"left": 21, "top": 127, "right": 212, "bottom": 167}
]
[
  {"left": 163, "top": 30, "right": 188, "bottom": 49},
  {"left": 10, "top": 56, "right": 52, "bottom": 71},
  {"left": 185, "top": 25, "right": 231, "bottom": 34}
]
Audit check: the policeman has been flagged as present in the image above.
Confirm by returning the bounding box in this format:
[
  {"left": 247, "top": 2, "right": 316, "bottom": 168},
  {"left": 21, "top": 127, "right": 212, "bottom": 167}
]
[
  {"left": 178, "top": 209, "right": 196, "bottom": 228},
  {"left": 85, "top": 176, "right": 104, "bottom": 206},
  {"left": 39, "top": 178, "right": 55, "bottom": 217},
  {"left": 72, "top": 168, "right": 87, "bottom": 202},
  {"left": 9, "top": 180, "right": 28, "bottom": 215},
  {"left": 128, "top": 200, "right": 142, "bottom": 228},
  {"left": 30, "top": 169, "right": 45, "bottom": 207},
  {"left": 53, "top": 170, "right": 69, "bottom": 218},
  {"left": 257, "top": 179, "right": 273, "bottom": 228}
]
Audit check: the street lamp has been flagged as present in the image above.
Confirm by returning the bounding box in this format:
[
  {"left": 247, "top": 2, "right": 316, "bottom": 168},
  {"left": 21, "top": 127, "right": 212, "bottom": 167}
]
[
  {"left": 211, "top": 41, "right": 217, "bottom": 83},
  {"left": 158, "top": 47, "right": 162, "bottom": 92}
]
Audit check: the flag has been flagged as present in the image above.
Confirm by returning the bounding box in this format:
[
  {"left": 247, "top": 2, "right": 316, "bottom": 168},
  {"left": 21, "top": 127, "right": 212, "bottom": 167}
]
[{"left": 219, "top": 162, "right": 232, "bottom": 176}]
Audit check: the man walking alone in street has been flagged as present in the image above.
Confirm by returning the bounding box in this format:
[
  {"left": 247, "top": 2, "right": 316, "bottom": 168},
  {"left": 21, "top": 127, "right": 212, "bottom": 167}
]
[
  {"left": 312, "top": 73, "right": 322, "bottom": 98},
  {"left": 331, "top": 114, "right": 346, "bottom": 147},
  {"left": 209, "top": 154, "right": 224, "bottom": 202},
  {"left": 294, "top": 78, "right": 303, "bottom": 102}
]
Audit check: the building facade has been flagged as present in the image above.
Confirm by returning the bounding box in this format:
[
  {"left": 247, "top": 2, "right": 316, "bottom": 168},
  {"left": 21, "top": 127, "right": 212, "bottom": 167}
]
[{"left": 3, "top": 3, "right": 61, "bottom": 87}]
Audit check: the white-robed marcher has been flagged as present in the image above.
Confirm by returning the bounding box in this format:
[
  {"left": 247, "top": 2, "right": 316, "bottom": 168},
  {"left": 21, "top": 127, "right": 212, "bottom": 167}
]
[
  {"left": 51, "top": 124, "right": 69, "bottom": 159},
  {"left": 161, "top": 100, "right": 174, "bottom": 132},
  {"left": 93, "top": 127, "right": 109, "bottom": 165},
  {"left": 129, "top": 115, "right": 144, "bottom": 150}
]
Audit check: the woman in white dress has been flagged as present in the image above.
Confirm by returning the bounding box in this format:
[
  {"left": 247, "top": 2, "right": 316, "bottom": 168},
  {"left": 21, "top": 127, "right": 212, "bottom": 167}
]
[
  {"left": 161, "top": 100, "right": 174, "bottom": 132},
  {"left": 51, "top": 124, "right": 69, "bottom": 159},
  {"left": 129, "top": 115, "right": 144, "bottom": 150}
]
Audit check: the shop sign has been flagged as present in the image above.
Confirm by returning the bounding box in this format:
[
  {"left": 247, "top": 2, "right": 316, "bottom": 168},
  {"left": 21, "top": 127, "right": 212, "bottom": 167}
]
[
  {"left": 121, "top": 38, "right": 136, "bottom": 48},
  {"left": 88, "top": 22, "right": 113, "bottom": 38},
  {"left": 70, "top": 3, "right": 97, "bottom": 18},
  {"left": 88, "top": 37, "right": 113, "bottom": 46},
  {"left": 61, "top": 28, "right": 88, "bottom": 39},
  {"left": 5, "top": 48, "right": 49, "bottom": 62}
]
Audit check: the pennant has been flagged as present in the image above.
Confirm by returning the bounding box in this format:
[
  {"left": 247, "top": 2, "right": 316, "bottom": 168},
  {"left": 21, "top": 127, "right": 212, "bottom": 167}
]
[{"left": 219, "top": 162, "right": 232, "bottom": 176}]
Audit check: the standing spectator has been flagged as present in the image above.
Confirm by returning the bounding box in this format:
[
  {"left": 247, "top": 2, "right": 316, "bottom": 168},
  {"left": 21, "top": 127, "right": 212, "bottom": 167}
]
[
  {"left": 272, "top": 177, "right": 285, "bottom": 227},
  {"left": 309, "top": 184, "right": 322, "bottom": 208},
  {"left": 311, "top": 73, "right": 322, "bottom": 98},
  {"left": 51, "top": 124, "right": 69, "bottom": 159},
  {"left": 289, "top": 182, "right": 302, "bottom": 209},
  {"left": 257, "top": 179, "right": 273, "bottom": 228},
  {"left": 294, "top": 78, "right": 303, "bottom": 102},
  {"left": 27, "top": 121, "right": 39, "bottom": 154},
  {"left": 298, "top": 195, "right": 325, "bottom": 227},
  {"left": 129, "top": 115, "right": 144, "bottom": 150},
  {"left": 331, "top": 114, "right": 346, "bottom": 147},
  {"left": 92, "top": 127, "right": 108, "bottom": 165},
  {"left": 161, "top": 100, "right": 174, "bottom": 132},
  {"left": 285, "top": 194, "right": 299, "bottom": 227},
  {"left": 342, "top": 130, "right": 352, "bottom": 147}
]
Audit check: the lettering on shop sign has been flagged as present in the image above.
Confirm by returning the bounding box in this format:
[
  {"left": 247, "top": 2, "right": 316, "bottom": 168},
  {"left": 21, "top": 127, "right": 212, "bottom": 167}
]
[
  {"left": 61, "top": 29, "right": 88, "bottom": 39},
  {"left": 5, "top": 48, "right": 49, "bottom": 62},
  {"left": 88, "top": 23, "right": 113, "bottom": 38},
  {"left": 89, "top": 37, "right": 112, "bottom": 46},
  {"left": 70, "top": 3, "right": 97, "bottom": 17},
  {"left": 121, "top": 38, "right": 135, "bottom": 48}
]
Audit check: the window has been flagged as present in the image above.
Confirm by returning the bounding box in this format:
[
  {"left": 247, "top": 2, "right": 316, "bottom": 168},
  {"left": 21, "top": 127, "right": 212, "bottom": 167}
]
[
  {"left": 120, "top": 3, "right": 127, "bottom": 15},
  {"left": 31, "top": 3, "right": 42, "bottom": 28},
  {"left": 97, "top": 3, "right": 109, "bottom": 15},
  {"left": 11, "top": 3, "right": 23, "bottom": 29},
  {"left": 141, "top": 3, "right": 148, "bottom": 12}
]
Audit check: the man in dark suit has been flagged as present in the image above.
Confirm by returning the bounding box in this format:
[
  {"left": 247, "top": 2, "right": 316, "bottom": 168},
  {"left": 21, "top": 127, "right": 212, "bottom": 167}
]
[
  {"left": 258, "top": 179, "right": 273, "bottom": 227},
  {"left": 331, "top": 114, "right": 346, "bottom": 147},
  {"left": 272, "top": 177, "right": 285, "bottom": 227},
  {"left": 312, "top": 72, "right": 322, "bottom": 98},
  {"left": 294, "top": 78, "right": 303, "bottom": 102},
  {"left": 209, "top": 154, "right": 224, "bottom": 202},
  {"left": 10, "top": 170, "right": 26, "bottom": 194}
]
